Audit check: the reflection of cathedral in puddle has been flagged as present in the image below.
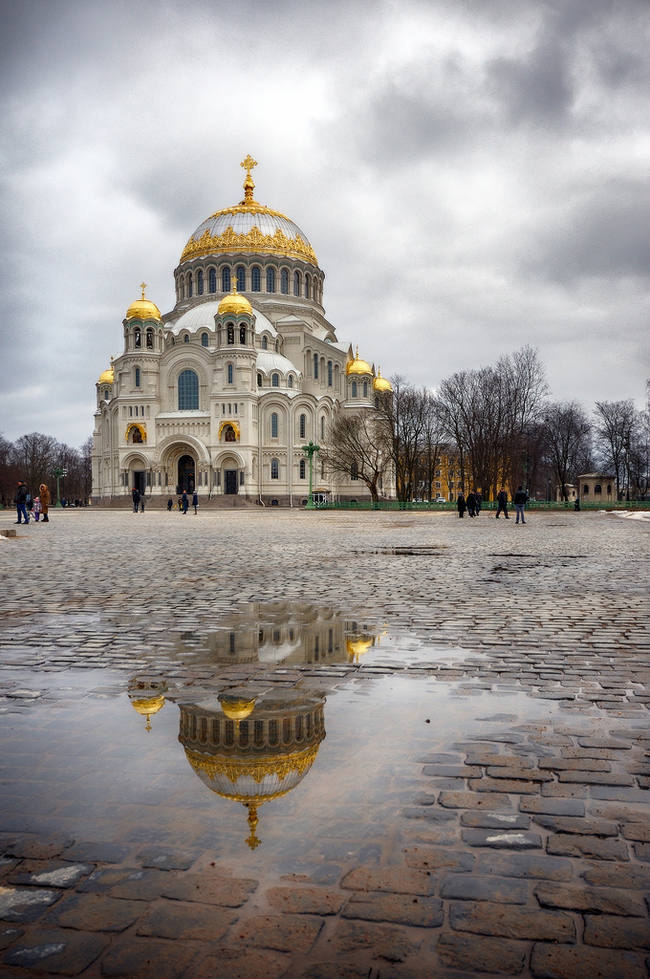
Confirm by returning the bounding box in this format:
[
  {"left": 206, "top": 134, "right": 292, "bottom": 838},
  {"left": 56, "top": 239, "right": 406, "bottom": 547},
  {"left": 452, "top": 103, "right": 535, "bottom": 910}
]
[
  {"left": 128, "top": 677, "right": 168, "bottom": 731},
  {"left": 178, "top": 691, "right": 326, "bottom": 849},
  {"left": 182, "top": 602, "right": 382, "bottom": 667}
]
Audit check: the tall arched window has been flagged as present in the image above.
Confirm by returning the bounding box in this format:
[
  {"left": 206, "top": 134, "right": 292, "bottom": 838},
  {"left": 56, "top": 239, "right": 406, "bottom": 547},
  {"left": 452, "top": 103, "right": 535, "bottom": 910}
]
[
  {"left": 271, "top": 413, "right": 278, "bottom": 438},
  {"left": 227, "top": 363, "right": 234, "bottom": 384},
  {"left": 135, "top": 367, "right": 141, "bottom": 387},
  {"left": 305, "top": 274, "right": 311, "bottom": 299},
  {"left": 272, "top": 373, "right": 279, "bottom": 387},
  {"left": 267, "top": 268, "right": 275, "bottom": 293},
  {"left": 146, "top": 330, "right": 154, "bottom": 349},
  {"left": 321, "top": 416, "right": 325, "bottom": 439},
  {"left": 352, "top": 380, "right": 357, "bottom": 397},
  {"left": 183, "top": 334, "right": 189, "bottom": 344},
  {"left": 363, "top": 381, "right": 368, "bottom": 397},
  {"left": 300, "top": 413, "right": 306, "bottom": 439},
  {"left": 197, "top": 270, "right": 204, "bottom": 295},
  {"left": 208, "top": 268, "right": 216, "bottom": 293},
  {"left": 281, "top": 269, "right": 289, "bottom": 294},
  {"left": 288, "top": 375, "right": 293, "bottom": 388},
  {"left": 300, "top": 459, "right": 306, "bottom": 479},
  {"left": 257, "top": 373, "right": 262, "bottom": 387},
  {"left": 188, "top": 273, "right": 193, "bottom": 298},
  {"left": 222, "top": 267, "right": 231, "bottom": 293},
  {"left": 236, "top": 266, "right": 246, "bottom": 291},
  {"left": 201, "top": 333, "right": 209, "bottom": 347},
  {"left": 251, "top": 266, "right": 261, "bottom": 291},
  {"left": 227, "top": 324, "right": 234, "bottom": 345},
  {"left": 178, "top": 369, "right": 199, "bottom": 410},
  {"left": 314, "top": 353, "right": 319, "bottom": 379},
  {"left": 271, "top": 459, "right": 279, "bottom": 479},
  {"left": 261, "top": 335, "right": 268, "bottom": 350},
  {"left": 134, "top": 330, "right": 141, "bottom": 349},
  {"left": 328, "top": 361, "right": 332, "bottom": 386},
  {"left": 240, "top": 326, "right": 246, "bottom": 344},
  {"left": 294, "top": 271, "right": 300, "bottom": 296}
]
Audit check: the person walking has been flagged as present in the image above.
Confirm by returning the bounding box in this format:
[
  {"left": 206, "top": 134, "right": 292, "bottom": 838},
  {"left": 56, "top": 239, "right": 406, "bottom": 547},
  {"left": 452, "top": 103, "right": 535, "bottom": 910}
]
[
  {"left": 456, "top": 492, "right": 467, "bottom": 518},
  {"left": 167, "top": 498, "right": 173, "bottom": 511},
  {"left": 192, "top": 490, "right": 199, "bottom": 514},
  {"left": 132, "top": 487, "right": 140, "bottom": 513},
  {"left": 181, "top": 490, "right": 188, "bottom": 514},
  {"left": 140, "top": 496, "right": 145, "bottom": 513},
  {"left": 475, "top": 491, "right": 482, "bottom": 516},
  {"left": 466, "top": 491, "right": 476, "bottom": 517},
  {"left": 33, "top": 496, "right": 42, "bottom": 522},
  {"left": 39, "top": 483, "right": 50, "bottom": 522},
  {"left": 14, "top": 481, "right": 29, "bottom": 524},
  {"left": 496, "top": 487, "right": 509, "bottom": 519},
  {"left": 514, "top": 485, "right": 527, "bottom": 524}
]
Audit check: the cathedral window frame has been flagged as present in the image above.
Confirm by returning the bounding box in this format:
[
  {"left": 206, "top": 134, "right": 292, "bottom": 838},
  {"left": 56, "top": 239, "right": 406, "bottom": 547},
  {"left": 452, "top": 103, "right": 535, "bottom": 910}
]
[
  {"left": 227, "top": 363, "right": 234, "bottom": 385},
  {"left": 134, "top": 329, "right": 141, "bottom": 349},
  {"left": 178, "top": 368, "right": 200, "bottom": 411},
  {"left": 266, "top": 267, "right": 275, "bottom": 293},
  {"left": 188, "top": 272, "right": 193, "bottom": 298},
  {"left": 208, "top": 267, "right": 217, "bottom": 293},
  {"left": 261, "top": 335, "right": 268, "bottom": 350},
  {"left": 236, "top": 265, "right": 246, "bottom": 292},
  {"left": 305, "top": 274, "right": 311, "bottom": 299},
  {"left": 257, "top": 372, "right": 262, "bottom": 387},
  {"left": 314, "top": 353, "right": 319, "bottom": 379},
  {"left": 300, "top": 459, "right": 306, "bottom": 479},
  {"left": 134, "top": 367, "right": 141, "bottom": 388},
  {"left": 222, "top": 266, "right": 231, "bottom": 293},
  {"left": 294, "top": 271, "right": 301, "bottom": 296},
  {"left": 288, "top": 374, "right": 293, "bottom": 388},
  {"left": 197, "top": 269, "right": 204, "bottom": 295},
  {"left": 299, "top": 413, "right": 306, "bottom": 439},
  {"left": 271, "top": 412, "right": 278, "bottom": 438},
  {"left": 227, "top": 323, "right": 235, "bottom": 345},
  {"left": 183, "top": 334, "right": 190, "bottom": 344},
  {"left": 352, "top": 380, "right": 357, "bottom": 397},
  {"left": 328, "top": 360, "right": 332, "bottom": 386},
  {"left": 280, "top": 268, "right": 289, "bottom": 294},
  {"left": 272, "top": 373, "right": 280, "bottom": 388},
  {"left": 239, "top": 325, "right": 246, "bottom": 345},
  {"left": 251, "top": 266, "right": 261, "bottom": 292},
  {"left": 146, "top": 329, "right": 154, "bottom": 349},
  {"left": 201, "top": 332, "right": 209, "bottom": 347},
  {"left": 271, "top": 458, "right": 279, "bottom": 479}
]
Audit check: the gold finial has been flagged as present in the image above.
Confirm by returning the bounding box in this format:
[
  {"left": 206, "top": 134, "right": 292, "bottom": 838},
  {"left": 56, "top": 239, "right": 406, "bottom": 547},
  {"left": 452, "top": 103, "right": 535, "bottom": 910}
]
[
  {"left": 356, "top": 346, "right": 359, "bottom": 358},
  {"left": 245, "top": 804, "right": 262, "bottom": 850},
  {"left": 140, "top": 282, "right": 147, "bottom": 299},
  {"left": 240, "top": 155, "right": 258, "bottom": 204},
  {"left": 110, "top": 355, "right": 114, "bottom": 366}
]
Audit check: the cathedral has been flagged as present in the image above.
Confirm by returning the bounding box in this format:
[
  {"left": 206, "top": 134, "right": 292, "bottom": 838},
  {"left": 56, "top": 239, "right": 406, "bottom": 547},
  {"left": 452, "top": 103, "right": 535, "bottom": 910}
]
[{"left": 92, "top": 157, "right": 392, "bottom": 505}]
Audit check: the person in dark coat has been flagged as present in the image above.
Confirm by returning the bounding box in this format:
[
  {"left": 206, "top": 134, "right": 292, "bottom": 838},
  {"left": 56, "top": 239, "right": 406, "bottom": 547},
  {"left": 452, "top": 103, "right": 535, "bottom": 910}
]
[
  {"left": 132, "top": 487, "right": 140, "bottom": 513},
  {"left": 514, "top": 485, "right": 527, "bottom": 524},
  {"left": 456, "top": 492, "right": 467, "bottom": 518},
  {"left": 466, "top": 491, "right": 476, "bottom": 517},
  {"left": 496, "top": 487, "right": 509, "bottom": 519},
  {"left": 181, "top": 490, "right": 188, "bottom": 513},
  {"left": 475, "top": 491, "right": 482, "bottom": 515},
  {"left": 167, "top": 498, "right": 173, "bottom": 511},
  {"left": 192, "top": 491, "right": 199, "bottom": 514},
  {"left": 14, "top": 481, "right": 29, "bottom": 524}
]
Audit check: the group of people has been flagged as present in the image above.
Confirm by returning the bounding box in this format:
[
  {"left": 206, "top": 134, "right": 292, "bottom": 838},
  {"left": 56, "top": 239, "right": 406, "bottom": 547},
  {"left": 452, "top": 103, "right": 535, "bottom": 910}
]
[
  {"left": 13, "top": 481, "right": 50, "bottom": 524},
  {"left": 167, "top": 490, "right": 199, "bottom": 514},
  {"left": 457, "top": 485, "right": 528, "bottom": 523}
]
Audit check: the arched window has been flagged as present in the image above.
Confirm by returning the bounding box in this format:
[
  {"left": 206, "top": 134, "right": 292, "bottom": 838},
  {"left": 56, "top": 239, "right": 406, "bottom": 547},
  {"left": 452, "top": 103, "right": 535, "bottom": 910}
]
[
  {"left": 197, "top": 270, "right": 204, "bottom": 295},
  {"left": 135, "top": 367, "right": 140, "bottom": 387},
  {"left": 328, "top": 361, "right": 332, "bottom": 386},
  {"left": 178, "top": 369, "right": 199, "bottom": 410},
  {"left": 134, "top": 329, "right": 141, "bottom": 349},
  {"left": 201, "top": 332, "right": 209, "bottom": 347},
  {"left": 104, "top": 388, "right": 110, "bottom": 400},
  {"left": 146, "top": 330, "right": 154, "bottom": 349},
  {"left": 300, "top": 459, "right": 306, "bottom": 479},
  {"left": 240, "top": 326, "right": 246, "bottom": 344},
  {"left": 352, "top": 380, "right": 357, "bottom": 397},
  {"left": 227, "top": 363, "right": 234, "bottom": 384},
  {"left": 208, "top": 268, "right": 216, "bottom": 293},
  {"left": 257, "top": 373, "right": 262, "bottom": 387},
  {"left": 300, "top": 413, "right": 306, "bottom": 439},
  {"left": 272, "top": 373, "right": 279, "bottom": 387},
  {"left": 363, "top": 381, "right": 368, "bottom": 398},
  {"left": 275, "top": 339, "right": 280, "bottom": 353},
  {"left": 583, "top": 485, "right": 589, "bottom": 495},
  {"left": 313, "top": 353, "right": 319, "bottom": 379},
  {"left": 261, "top": 335, "right": 268, "bottom": 350},
  {"left": 227, "top": 324, "right": 234, "bottom": 345},
  {"left": 271, "top": 459, "right": 279, "bottom": 479},
  {"left": 271, "top": 413, "right": 278, "bottom": 438},
  {"left": 183, "top": 334, "right": 189, "bottom": 344},
  {"left": 305, "top": 274, "right": 311, "bottom": 299},
  {"left": 351, "top": 462, "right": 358, "bottom": 481},
  {"left": 251, "top": 266, "right": 261, "bottom": 292},
  {"left": 294, "top": 271, "right": 301, "bottom": 296},
  {"left": 594, "top": 484, "right": 602, "bottom": 493},
  {"left": 267, "top": 268, "right": 275, "bottom": 293},
  {"left": 321, "top": 416, "right": 325, "bottom": 439},
  {"left": 188, "top": 273, "right": 193, "bottom": 298},
  {"left": 288, "top": 374, "right": 293, "bottom": 388},
  {"left": 607, "top": 484, "right": 612, "bottom": 494},
  {"left": 222, "top": 267, "right": 231, "bottom": 293},
  {"left": 281, "top": 269, "right": 289, "bottom": 294},
  {"left": 236, "top": 266, "right": 246, "bottom": 291}
]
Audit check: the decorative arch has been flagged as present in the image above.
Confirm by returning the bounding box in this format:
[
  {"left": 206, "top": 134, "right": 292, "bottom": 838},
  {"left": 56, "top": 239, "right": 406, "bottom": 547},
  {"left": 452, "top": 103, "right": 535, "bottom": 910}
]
[
  {"left": 125, "top": 423, "right": 147, "bottom": 443},
  {"left": 218, "top": 420, "right": 241, "bottom": 441}
]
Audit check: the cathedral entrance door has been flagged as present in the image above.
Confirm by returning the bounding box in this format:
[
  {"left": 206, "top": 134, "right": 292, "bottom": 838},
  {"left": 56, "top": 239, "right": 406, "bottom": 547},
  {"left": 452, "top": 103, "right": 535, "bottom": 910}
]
[
  {"left": 225, "top": 470, "right": 238, "bottom": 495},
  {"left": 133, "top": 471, "right": 145, "bottom": 495},
  {"left": 177, "top": 455, "right": 195, "bottom": 494}
]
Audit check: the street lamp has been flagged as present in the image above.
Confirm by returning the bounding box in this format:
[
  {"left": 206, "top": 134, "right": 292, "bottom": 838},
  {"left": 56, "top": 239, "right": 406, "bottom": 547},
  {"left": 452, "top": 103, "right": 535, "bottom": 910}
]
[
  {"left": 302, "top": 441, "right": 320, "bottom": 509},
  {"left": 51, "top": 467, "right": 68, "bottom": 507}
]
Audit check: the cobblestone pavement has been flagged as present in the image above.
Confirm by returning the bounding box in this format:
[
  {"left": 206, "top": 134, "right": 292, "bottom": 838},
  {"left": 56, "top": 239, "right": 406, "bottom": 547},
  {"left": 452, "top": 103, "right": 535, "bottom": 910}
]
[{"left": 0, "top": 508, "right": 649, "bottom": 978}]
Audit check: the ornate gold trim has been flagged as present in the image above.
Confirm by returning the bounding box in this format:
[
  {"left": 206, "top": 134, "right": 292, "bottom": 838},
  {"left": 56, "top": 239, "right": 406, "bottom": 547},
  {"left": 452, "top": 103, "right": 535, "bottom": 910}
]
[
  {"left": 218, "top": 420, "right": 240, "bottom": 441},
  {"left": 125, "top": 423, "right": 147, "bottom": 443},
  {"left": 184, "top": 743, "right": 320, "bottom": 786},
  {"left": 180, "top": 223, "right": 318, "bottom": 266}
]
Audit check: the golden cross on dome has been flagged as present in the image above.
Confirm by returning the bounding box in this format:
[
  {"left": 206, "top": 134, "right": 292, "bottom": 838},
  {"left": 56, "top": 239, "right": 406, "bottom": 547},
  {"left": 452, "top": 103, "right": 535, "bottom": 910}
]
[
  {"left": 140, "top": 282, "right": 147, "bottom": 299},
  {"left": 240, "top": 155, "right": 258, "bottom": 204},
  {"left": 240, "top": 154, "right": 258, "bottom": 175}
]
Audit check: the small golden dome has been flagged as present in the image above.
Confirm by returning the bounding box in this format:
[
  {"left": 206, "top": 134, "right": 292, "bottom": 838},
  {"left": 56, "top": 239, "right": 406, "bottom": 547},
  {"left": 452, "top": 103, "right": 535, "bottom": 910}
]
[
  {"left": 98, "top": 367, "right": 114, "bottom": 385},
  {"left": 373, "top": 368, "right": 392, "bottom": 393},
  {"left": 219, "top": 696, "right": 257, "bottom": 721},
  {"left": 346, "top": 637, "right": 374, "bottom": 662},
  {"left": 126, "top": 283, "right": 161, "bottom": 322},
  {"left": 130, "top": 693, "right": 166, "bottom": 732},
  {"left": 346, "top": 347, "right": 372, "bottom": 376},
  {"left": 218, "top": 282, "right": 253, "bottom": 317}
]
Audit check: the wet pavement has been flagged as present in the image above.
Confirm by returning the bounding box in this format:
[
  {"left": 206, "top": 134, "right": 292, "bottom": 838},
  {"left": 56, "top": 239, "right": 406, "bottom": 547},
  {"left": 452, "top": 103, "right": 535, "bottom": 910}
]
[{"left": 0, "top": 507, "right": 649, "bottom": 978}]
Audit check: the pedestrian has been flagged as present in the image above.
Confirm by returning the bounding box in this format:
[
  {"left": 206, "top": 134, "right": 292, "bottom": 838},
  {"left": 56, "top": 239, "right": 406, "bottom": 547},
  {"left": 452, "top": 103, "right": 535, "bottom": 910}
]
[
  {"left": 14, "top": 481, "right": 30, "bottom": 524},
  {"left": 182, "top": 490, "right": 188, "bottom": 514},
  {"left": 192, "top": 490, "right": 199, "bottom": 514},
  {"left": 495, "top": 486, "right": 509, "bottom": 519},
  {"left": 33, "top": 496, "right": 42, "bottom": 522},
  {"left": 514, "top": 485, "right": 527, "bottom": 524},
  {"left": 475, "top": 491, "right": 482, "bottom": 515},
  {"left": 39, "top": 484, "right": 50, "bottom": 523},
  {"left": 140, "top": 496, "right": 145, "bottom": 513},
  {"left": 466, "top": 491, "right": 476, "bottom": 517},
  {"left": 456, "top": 492, "right": 466, "bottom": 518},
  {"left": 167, "top": 498, "right": 173, "bottom": 511},
  {"left": 132, "top": 487, "right": 140, "bottom": 513}
]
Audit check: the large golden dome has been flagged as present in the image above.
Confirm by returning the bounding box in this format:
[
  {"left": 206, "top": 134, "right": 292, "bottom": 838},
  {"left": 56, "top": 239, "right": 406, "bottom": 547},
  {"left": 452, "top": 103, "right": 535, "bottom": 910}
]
[
  {"left": 346, "top": 347, "right": 372, "bottom": 376},
  {"left": 98, "top": 367, "right": 114, "bottom": 385},
  {"left": 180, "top": 156, "right": 318, "bottom": 267},
  {"left": 126, "top": 284, "right": 161, "bottom": 322}
]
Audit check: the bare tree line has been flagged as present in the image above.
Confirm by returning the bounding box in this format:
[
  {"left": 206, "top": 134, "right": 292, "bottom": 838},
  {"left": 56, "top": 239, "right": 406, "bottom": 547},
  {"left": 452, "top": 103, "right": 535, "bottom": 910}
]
[
  {"left": 323, "top": 348, "right": 650, "bottom": 503},
  {"left": 0, "top": 433, "right": 93, "bottom": 507}
]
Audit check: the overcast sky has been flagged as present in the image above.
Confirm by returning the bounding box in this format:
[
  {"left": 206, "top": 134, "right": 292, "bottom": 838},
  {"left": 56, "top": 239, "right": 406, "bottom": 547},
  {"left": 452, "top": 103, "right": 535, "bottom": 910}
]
[{"left": 1, "top": 0, "right": 649, "bottom": 447}]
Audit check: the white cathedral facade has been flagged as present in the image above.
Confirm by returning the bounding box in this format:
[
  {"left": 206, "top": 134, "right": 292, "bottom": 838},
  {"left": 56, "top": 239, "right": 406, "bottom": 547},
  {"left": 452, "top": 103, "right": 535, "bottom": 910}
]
[{"left": 92, "top": 157, "right": 392, "bottom": 506}]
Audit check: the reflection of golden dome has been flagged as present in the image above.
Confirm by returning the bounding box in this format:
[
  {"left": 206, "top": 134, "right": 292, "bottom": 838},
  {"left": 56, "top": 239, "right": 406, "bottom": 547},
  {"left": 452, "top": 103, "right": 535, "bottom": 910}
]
[
  {"left": 217, "top": 283, "right": 253, "bottom": 317},
  {"left": 126, "top": 283, "right": 161, "bottom": 322},
  {"left": 130, "top": 694, "right": 166, "bottom": 732},
  {"left": 346, "top": 347, "right": 372, "bottom": 376},
  {"left": 346, "top": 637, "right": 375, "bottom": 662},
  {"left": 219, "top": 696, "right": 256, "bottom": 721},
  {"left": 98, "top": 367, "right": 114, "bottom": 385},
  {"left": 373, "top": 368, "right": 392, "bottom": 393}
]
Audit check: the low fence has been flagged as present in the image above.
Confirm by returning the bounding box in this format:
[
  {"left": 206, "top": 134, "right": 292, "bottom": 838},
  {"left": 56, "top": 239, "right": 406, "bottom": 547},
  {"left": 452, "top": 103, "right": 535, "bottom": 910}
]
[{"left": 312, "top": 499, "right": 650, "bottom": 512}]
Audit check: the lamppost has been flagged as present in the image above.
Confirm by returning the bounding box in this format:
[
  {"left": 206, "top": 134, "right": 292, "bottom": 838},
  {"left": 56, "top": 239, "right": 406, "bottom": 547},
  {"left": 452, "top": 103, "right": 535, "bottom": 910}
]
[
  {"left": 302, "top": 441, "right": 320, "bottom": 509},
  {"left": 51, "top": 467, "right": 67, "bottom": 507}
]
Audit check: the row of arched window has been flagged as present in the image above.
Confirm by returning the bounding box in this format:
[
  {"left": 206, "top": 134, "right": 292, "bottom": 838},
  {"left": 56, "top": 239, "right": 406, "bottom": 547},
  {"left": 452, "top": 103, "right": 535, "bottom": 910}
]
[
  {"left": 268, "top": 411, "right": 327, "bottom": 441},
  {"left": 177, "top": 263, "right": 323, "bottom": 304}
]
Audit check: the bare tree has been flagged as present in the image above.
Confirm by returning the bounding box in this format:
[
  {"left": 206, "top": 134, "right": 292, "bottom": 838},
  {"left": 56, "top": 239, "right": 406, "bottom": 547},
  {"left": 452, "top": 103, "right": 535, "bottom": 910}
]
[
  {"left": 378, "top": 379, "right": 439, "bottom": 501},
  {"left": 322, "top": 413, "right": 391, "bottom": 502},
  {"left": 543, "top": 401, "right": 592, "bottom": 501},
  {"left": 593, "top": 400, "right": 638, "bottom": 500},
  {"left": 11, "top": 433, "right": 59, "bottom": 497}
]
